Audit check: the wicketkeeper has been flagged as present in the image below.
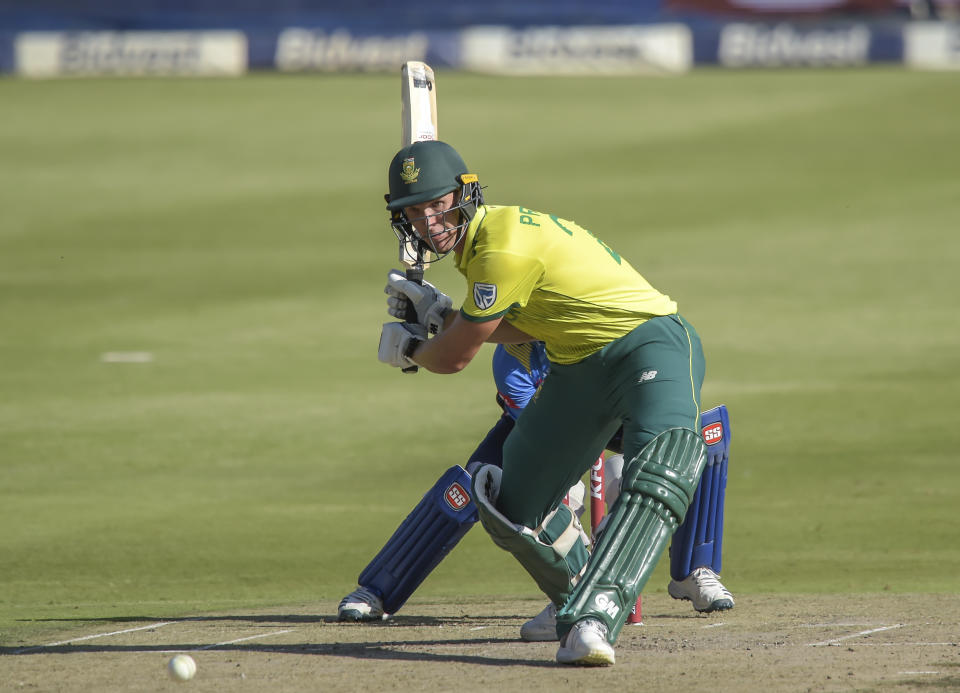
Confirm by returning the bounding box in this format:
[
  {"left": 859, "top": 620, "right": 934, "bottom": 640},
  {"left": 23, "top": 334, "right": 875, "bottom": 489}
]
[{"left": 377, "top": 140, "right": 723, "bottom": 665}]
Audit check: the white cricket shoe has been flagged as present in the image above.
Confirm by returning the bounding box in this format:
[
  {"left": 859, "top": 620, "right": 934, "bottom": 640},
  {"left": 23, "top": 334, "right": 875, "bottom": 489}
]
[
  {"left": 668, "top": 567, "right": 735, "bottom": 613},
  {"left": 520, "top": 602, "right": 558, "bottom": 642},
  {"left": 337, "top": 586, "right": 385, "bottom": 622},
  {"left": 556, "top": 618, "right": 615, "bottom": 666}
]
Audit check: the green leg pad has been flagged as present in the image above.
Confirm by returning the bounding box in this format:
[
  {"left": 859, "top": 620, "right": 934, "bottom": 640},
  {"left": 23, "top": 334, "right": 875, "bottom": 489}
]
[
  {"left": 556, "top": 428, "right": 707, "bottom": 643},
  {"left": 472, "top": 465, "right": 590, "bottom": 606}
]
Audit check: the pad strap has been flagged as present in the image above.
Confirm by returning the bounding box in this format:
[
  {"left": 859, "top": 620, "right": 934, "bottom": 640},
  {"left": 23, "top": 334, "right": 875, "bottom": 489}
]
[
  {"left": 556, "top": 428, "right": 707, "bottom": 643},
  {"left": 473, "top": 465, "right": 590, "bottom": 606}
]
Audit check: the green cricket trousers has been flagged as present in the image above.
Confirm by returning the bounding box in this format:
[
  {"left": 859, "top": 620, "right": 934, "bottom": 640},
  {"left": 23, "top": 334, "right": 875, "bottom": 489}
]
[{"left": 496, "top": 314, "right": 705, "bottom": 528}]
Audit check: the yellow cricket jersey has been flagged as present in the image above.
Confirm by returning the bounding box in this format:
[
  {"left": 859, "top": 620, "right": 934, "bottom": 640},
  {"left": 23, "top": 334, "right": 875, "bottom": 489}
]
[{"left": 455, "top": 205, "right": 678, "bottom": 365}]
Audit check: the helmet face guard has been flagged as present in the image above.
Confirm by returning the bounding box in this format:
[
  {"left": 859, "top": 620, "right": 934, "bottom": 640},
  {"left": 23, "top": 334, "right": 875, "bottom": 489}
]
[{"left": 389, "top": 175, "right": 483, "bottom": 266}]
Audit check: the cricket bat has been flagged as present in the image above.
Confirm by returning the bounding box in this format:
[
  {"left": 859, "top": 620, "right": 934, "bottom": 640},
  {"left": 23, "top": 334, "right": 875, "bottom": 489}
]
[
  {"left": 398, "top": 60, "right": 439, "bottom": 373},
  {"left": 401, "top": 60, "right": 438, "bottom": 148}
]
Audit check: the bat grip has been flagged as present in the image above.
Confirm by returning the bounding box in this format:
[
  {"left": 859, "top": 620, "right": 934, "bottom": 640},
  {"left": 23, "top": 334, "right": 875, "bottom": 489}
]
[{"left": 401, "top": 267, "right": 424, "bottom": 374}]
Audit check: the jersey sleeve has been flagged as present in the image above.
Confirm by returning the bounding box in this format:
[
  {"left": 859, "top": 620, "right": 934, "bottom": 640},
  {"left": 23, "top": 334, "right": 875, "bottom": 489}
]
[{"left": 461, "top": 252, "right": 543, "bottom": 321}]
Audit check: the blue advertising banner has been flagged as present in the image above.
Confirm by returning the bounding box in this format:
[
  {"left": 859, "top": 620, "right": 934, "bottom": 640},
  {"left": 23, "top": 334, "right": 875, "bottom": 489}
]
[
  {"left": 692, "top": 20, "right": 904, "bottom": 65},
  {"left": 12, "top": 31, "right": 248, "bottom": 77},
  {"left": 0, "top": 1, "right": 940, "bottom": 74},
  {"left": 252, "top": 29, "right": 461, "bottom": 71}
]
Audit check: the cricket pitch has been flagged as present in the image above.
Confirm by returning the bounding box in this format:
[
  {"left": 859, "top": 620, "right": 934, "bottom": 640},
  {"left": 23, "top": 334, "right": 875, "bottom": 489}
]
[{"left": 2, "top": 594, "right": 958, "bottom": 692}]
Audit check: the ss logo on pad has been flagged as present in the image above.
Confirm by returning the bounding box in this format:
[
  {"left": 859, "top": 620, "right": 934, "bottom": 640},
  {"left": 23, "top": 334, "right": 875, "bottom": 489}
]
[
  {"left": 702, "top": 422, "right": 723, "bottom": 445},
  {"left": 445, "top": 483, "right": 470, "bottom": 511}
]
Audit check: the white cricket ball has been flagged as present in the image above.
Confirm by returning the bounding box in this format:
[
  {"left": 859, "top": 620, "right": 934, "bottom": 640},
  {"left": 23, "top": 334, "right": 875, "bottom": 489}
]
[{"left": 167, "top": 654, "right": 197, "bottom": 682}]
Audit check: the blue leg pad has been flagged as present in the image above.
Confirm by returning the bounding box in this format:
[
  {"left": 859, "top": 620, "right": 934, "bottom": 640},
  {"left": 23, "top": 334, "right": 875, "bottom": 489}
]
[
  {"left": 670, "top": 405, "right": 731, "bottom": 580},
  {"left": 359, "top": 465, "right": 478, "bottom": 614}
]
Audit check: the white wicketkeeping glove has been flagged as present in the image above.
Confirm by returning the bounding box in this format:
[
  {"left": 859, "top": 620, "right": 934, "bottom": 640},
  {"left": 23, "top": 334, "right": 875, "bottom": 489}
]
[
  {"left": 565, "top": 480, "right": 587, "bottom": 520},
  {"left": 385, "top": 269, "right": 452, "bottom": 336},
  {"left": 603, "top": 454, "right": 624, "bottom": 506},
  {"left": 378, "top": 322, "right": 427, "bottom": 369}
]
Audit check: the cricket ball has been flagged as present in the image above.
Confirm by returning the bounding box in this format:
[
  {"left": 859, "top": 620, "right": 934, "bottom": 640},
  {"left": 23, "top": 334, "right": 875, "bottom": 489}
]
[{"left": 167, "top": 654, "right": 197, "bottom": 682}]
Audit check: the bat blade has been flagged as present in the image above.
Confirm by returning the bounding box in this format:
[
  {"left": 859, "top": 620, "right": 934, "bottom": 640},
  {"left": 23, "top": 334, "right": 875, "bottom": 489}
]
[{"left": 401, "top": 61, "right": 438, "bottom": 147}]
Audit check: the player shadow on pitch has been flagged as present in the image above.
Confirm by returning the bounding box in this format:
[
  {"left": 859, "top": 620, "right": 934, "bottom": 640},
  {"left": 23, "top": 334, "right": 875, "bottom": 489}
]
[
  {"left": 0, "top": 640, "right": 559, "bottom": 668},
  {"left": 21, "top": 613, "right": 517, "bottom": 627},
  {"left": 21, "top": 614, "right": 327, "bottom": 625}
]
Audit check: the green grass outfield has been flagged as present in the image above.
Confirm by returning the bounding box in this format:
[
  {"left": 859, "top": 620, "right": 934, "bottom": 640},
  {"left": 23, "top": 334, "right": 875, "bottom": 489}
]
[{"left": 1, "top": 69, "right": 958, "bottom": 645}]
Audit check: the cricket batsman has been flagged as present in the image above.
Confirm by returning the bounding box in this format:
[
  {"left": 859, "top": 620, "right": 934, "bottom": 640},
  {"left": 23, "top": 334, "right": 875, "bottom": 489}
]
[{"left": 376, "top": 140, "right": 722, "bottom": 665}]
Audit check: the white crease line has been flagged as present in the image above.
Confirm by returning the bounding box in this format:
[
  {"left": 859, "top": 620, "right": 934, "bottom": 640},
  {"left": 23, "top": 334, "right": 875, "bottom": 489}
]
[
  {"left": 807, "top": 624, "right": 904, "bottom": 646},
  {"left": 13, "top": 622, "right": 176, "bottom": 654},
  {"left": 801, "top": 623, "right": 890, "bottom": 628},
  {"left": 195, "top": 629, "right": 295, "bottom": 650},
  {"left": 840, "top": 642, "right": 955, "bottom": 647},
  {"left": 703, "top": 622, "right": 726, "bottom": 629},
  {"left": 899, "top": 671, "right": 940, "bottom": 675}
]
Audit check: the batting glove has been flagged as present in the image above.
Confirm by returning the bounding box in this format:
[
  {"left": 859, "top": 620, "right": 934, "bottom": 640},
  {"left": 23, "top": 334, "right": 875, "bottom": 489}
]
[
  {"left": 385, "top": 269, "right": 452, "bottom": 336},
  {"left": 378, "top": 322, "right": 427, "bottom": 369}
]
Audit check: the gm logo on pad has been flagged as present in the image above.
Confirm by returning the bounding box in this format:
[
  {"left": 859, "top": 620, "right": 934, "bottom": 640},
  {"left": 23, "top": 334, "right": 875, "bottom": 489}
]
[
  {"left": 594, "top": 593, "right": 620, "bottom": 618},
  {"left": 445, "top": 482, "right": 470, "bottom": 511},
  {"left": 702, "top": 422, "right": 723, "bottom": 445}
]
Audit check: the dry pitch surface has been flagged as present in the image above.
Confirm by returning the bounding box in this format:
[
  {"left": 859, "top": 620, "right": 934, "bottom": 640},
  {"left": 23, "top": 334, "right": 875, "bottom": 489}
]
[{"left": 2, "top": 594, "right": 957, "bottom": 692}]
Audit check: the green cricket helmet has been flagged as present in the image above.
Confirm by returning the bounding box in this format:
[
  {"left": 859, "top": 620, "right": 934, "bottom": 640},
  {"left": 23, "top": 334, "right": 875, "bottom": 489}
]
[{"left": 384, "top": 140, "right": 484, "bottom": 265}]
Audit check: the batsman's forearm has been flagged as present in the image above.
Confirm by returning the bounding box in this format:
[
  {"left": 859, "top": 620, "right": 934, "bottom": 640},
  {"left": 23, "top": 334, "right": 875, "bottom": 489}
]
[
  {"left": 407, "top": 338, "right": 470, "bottom": 374},
  {"left": 441, "top": 309, "right": 531, "bottom": 343},
  {"left": 408, "top": 313, "right": 499, "bottom": 374}
]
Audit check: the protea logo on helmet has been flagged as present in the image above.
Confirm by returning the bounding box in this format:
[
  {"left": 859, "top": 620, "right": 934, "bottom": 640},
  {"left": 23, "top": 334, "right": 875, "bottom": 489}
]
[
  {"left": 473, "top": 282, "right": 497, "bottom": 310},
  {"left": 400, "top": 157, "right": 420, "bottom": 184},
  {"left": 445, "top": 482, "right": 470, "bottom": 511}
]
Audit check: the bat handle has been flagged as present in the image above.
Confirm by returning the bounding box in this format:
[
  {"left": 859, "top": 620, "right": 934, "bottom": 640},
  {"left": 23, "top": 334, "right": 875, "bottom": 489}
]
[{"left": 401, "top": 266, "right": 424, "bottom": 374}]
